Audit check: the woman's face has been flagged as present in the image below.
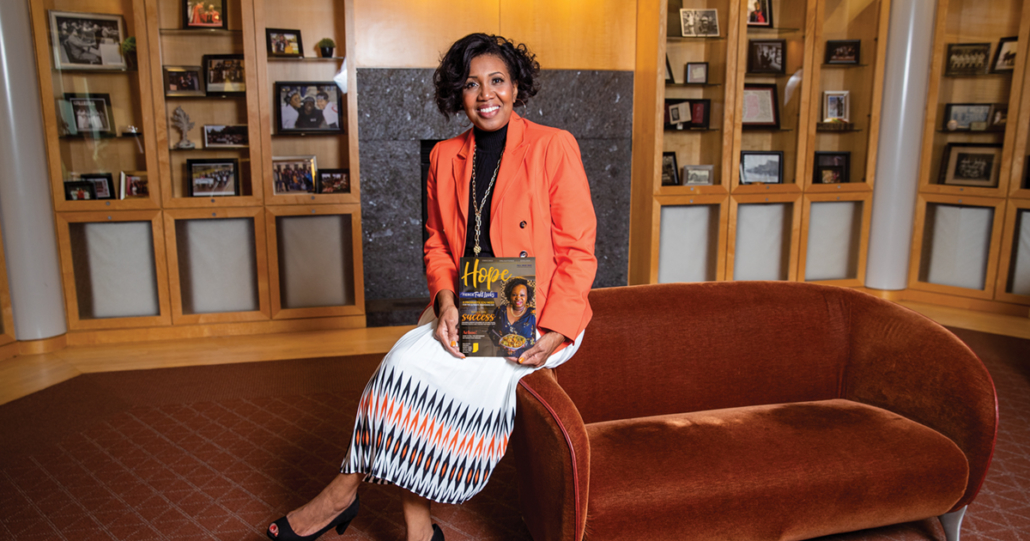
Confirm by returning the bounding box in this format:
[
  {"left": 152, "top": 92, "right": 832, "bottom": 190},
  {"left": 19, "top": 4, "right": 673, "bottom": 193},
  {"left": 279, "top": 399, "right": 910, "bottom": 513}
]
[
  {"left": 462, "top": 54, "right": 517, "bottom": 132},
  {"left": 510, "top": 285, "right": 527, "bottom": 310}
]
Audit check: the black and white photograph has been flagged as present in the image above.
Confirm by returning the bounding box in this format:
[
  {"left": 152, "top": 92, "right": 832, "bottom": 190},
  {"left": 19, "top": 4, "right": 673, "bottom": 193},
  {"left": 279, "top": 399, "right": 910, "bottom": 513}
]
[
  {"left": 203, "top": 54, "right": 245, "bottom": 95},
  {"left": 48, "top": 11, "right": 126, "bottom": 70},
  {"left": 317, "top": 169, "right": 351, "bottom": 194},
  {"left": 267, "top": 28, "right": 303, "bottom": 57},
  {"left": 183, "top": 0, "right": 227, "bottom": 29},
  {"left": 748, "top": 39, "right": 786, "bottom": 74},
  {"left": 938, "top": 144, "right": 1003, "bottom": 187},
  {"left": 741, "top": 84, "right": 779, "bottom": 128},
  {"left": 739, "top": 151, "right": 783, "bottom": 184},
  {"left": 813, "top": 152, "right": 850, "bottom": 184},
  {"left": 686, "top": 62, "right": 709, "bottom": 84},
  {"left": 163, "top": 66, "right": 204, "bottom": 97},
  {"left": 186, "top": 158, "right": 239, "bottom": 197},
  {"left": 119, "top": 171, "right": 149, "bottom": 199},
  {"left": 989, "top": 104, "right": 1008, "bottom": 131},
  {"left": 683, "top": 165, "right": 714, "bottom": 186},
  {"left": 679, "top": 9, "right": 719, "bottom": 37},
  {"left": 991, "top": 37, "right": 1018, "bottom": 73},
  {"left": 945, "top": 43, "right": 991, "bottom": 76},
  {"left": 202, "top": 125, "right": 249, "bottom": 148},
  {"left": 942, "top": 103, "right": 993, "bottom": 131},
  {"left": 275, "top": 82, "right": 343, "bottom": 134},
  {"left": 273, "top": 156, "right": 317, "bottom": 194},
  {"left": 80, "top": 173, "right": 116, "bottom": 199},
  {"left": 63, "top": 181, "right": 96, "bottom": 201},
  {"left": 667, "top": 101, "right": 691, "bottom": 125},
  {"left": 825, "top": 40, "right": 860, "bottom": 64},
  {"left": 661, "top": 152, "right": 679, "bottom": 186},
  {"left": 823, "top": 91, "right": 850, "bottom": 122},
  {"left": 747, "top": 0, "right": 773, "bottom": 27},
  {"left": 63, "top": 93, "right": 114, "bottom": 135}
]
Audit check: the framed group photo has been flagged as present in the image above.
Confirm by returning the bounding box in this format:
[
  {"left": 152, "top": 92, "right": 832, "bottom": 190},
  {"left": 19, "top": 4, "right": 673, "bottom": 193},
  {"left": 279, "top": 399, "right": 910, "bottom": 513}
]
[
  {"left": 683, "top": 165, "right": 714, "bottom": 186},
  {"left": 63, "top": 181, "right": 96, "bottom": 201},
  {"left": 679, "top": 9, "right": 719, "bottom": 37},
  {"left": 203, "top": 54, "right": 245, "bottom": 95},
  {"left": 275, "top": 82, "right": 344, "bottom": 134},
  {"left": 945, "top": 43, "right": 991, "bottom": 76},
  {"left": 60, "top": 93, "right": 115, "bottom": 136},
  {"left": 813, "top": 152, "right": 850, "bottom": 184},
  {"left": 942, "top": 103, "right": 992, "bottom": 131},
  {"left": 202, "top": 125, "right": 249, "bottom": 148},
  {"left": 747, "top": 0, "right": 773, "bottom": 27},
  {"left": 267, "top": 28, "right": 303, "bottom": 57},
  {"left": 186, "top": 158, "right": 240, "bottom": 197},
  {"left": 938, "top": 144, "right": 1003, "bottom": 188},
  {"left": 48, "top": 10, "right": 126, "bottom": 71},
  {"left": 739, "top": 151, "right": 784, "bottom": 185},
  {"left": 748, "top": 39, "right": 786, "bottom": 74},
  {"left": 317, "top": 169, "right": 351, "bottom": 194},
  {"left": 183, "top": 0, "right": 227, "bottom": 30},
  {"left": 991, "top": 37, "right": 1018, "bottom": 73},
  {"left": 825, "top": 40, "right": 860, "bottom": 64},
  {"left": 273, "top": 156, "right": 317, "bottom": 194},
  {"left": 661, "top": 152, "right": 679, "bottom": 186},
  {"left": 741, "top": 84, "right": 779, "bottom": 129},
  {"left": 163, "top": 66, "right": 205, "bottom": 97}
]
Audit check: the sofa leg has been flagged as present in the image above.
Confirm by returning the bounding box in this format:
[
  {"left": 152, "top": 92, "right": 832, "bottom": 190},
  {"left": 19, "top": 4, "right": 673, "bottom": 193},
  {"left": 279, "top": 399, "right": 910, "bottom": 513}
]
[{"left": 939, "top": 506, "right": 967, "bottom": 541}]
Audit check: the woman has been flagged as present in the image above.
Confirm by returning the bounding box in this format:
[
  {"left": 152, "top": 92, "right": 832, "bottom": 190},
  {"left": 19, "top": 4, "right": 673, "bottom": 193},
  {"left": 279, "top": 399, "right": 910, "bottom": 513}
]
[
  {"left": 490, "top": 278, "right": 536, "bottom": 357},
  {"left": 267, "top": 33, "right": 597, "bottom": 541}
]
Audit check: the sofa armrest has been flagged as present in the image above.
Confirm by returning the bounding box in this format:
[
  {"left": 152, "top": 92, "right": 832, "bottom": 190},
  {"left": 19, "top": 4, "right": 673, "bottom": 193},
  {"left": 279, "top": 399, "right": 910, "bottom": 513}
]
[
  {"left": 512, "top": 369, "right": 590, "bottom": 541},
  {"left": 843, "top": 296, "right": 998, "bottom": 511}
]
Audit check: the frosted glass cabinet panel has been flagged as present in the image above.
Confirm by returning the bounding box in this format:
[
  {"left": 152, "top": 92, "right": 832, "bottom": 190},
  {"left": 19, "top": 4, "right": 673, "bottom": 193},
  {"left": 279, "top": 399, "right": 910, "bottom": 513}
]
[
  {"left": 68, "top": 221, "right": 160, "bottom": 319},
  {"left": 175, "top": 218, "right": 260, "bottom": 314},
  {"left": 1007, "top": 210, "right": 1030, "bottom": 296},
  {"left": 920, "top": 204, "right": 994, "bottom": 290},
  {"left": 734, "top": 203, "right": 792, "bottom": 281},
  {"left": 277, "top": 214, "right": 355, "bottom": 309},
  {"left": 805, "top": 201, "right": 862, "bottom": 281},
  {"left": 658, "top": 205, "right": 720, "bottom": 283}
]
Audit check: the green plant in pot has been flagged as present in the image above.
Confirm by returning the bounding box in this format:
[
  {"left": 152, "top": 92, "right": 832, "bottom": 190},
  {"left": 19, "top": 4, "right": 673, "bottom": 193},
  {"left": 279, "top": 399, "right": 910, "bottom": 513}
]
[
  {"left": 316, "top": 38, "right": 336, "bottom": 58},
  {"left": 121, "top": 36, "right": 137, "bottom": 70}
]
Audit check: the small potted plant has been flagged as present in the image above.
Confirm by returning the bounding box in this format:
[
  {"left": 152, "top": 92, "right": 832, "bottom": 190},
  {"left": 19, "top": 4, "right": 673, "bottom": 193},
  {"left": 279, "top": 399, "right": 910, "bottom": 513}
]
[
  {"left": 316, "top": 38, "right": 336, "bottom": 58},
  {"left": 121, "top": 36, "right": 137, "bottom": 70}
]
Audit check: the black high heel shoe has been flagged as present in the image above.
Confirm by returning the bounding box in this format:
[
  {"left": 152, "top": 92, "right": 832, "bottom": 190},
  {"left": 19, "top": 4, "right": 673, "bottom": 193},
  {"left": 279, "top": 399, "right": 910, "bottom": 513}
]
[
  {"left": 431, "top": 524, "right": 445, "bottom": 541},
  {"left": 266, "top": 495, "right": 360, "bottom": 541}
]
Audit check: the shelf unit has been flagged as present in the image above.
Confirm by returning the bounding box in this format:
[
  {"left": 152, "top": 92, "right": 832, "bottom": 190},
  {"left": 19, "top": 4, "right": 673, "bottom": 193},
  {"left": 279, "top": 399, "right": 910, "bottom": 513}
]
[{"left": 29, "top": 0, "right": 365, "bottom": 343}]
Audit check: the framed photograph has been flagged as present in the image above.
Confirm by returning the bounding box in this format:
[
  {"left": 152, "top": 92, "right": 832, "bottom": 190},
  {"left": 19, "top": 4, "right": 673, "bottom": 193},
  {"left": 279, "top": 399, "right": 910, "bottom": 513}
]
[
  {"left": 275, "top": 82, "right": 344, "bottom": 134},
  {"left": 163, "top": 66, "right": 204, "bottom": 97},
  {"left": 186, "top": 158, "right": 239, "bottom": 197},
  {"left": 665, "top": 99, "right": 710, "bottom": 130},
  {"left": 661, "top": 152, "right": 679, "bottom": 186},
  {"left": 989, "top": 104, "right": 1008, "bottom": 131},
  {"left": 63, "top": 181, "right": 97, "bottom": 201},
  {"left": 80, "top": 173, "right": 115, "bottom": 199},
  {"left": 202, "top": 125, "right": 249, "bottom": 148},
  {"left": 823, "top": 90, "right": 850, "bottom": 122},
  {"left": 317, "top": 169, "right": 351, "bottom": 194},
  {"left": 665, "top": 55, "right": 674, "bottom": 83},
  {"left": 945, "top": 43, "right": 991, "bottom": 76},
  {"left": 183, "top": 0, "right": 227, "bottom": 30},
  {"left": 747, "top": 0, "right": 773, "bottom": 28},
  {"left": 813, "top": 152, "right": 850, "bottom": 184},
  {"left": 667, "top": 101, "right": 691, "bottom": 125},
  {"left": 942, "top": 103, "right": 992, "bottom": 131},
  {"left": 267, "top": 28, "right": 303, "bottom": 57},
  {"left": 48, "top": 10, "right": 126, "bottom": 71},
  {"left": 991, "top": 37, "right": 1018, "bottom": 73},
  {"left": 825, "top": 40, "right": 860, "bottom": 64},
  {"left": 62, "top": 93, "right": 115, "bottom": 136},
  {"left": 740, "top": 151, "right": 783, "bottom": 184},
  {"left": 203, "top": 54, "right": 245, "bottom": 95},
  {"left": 680, "top": 9, "right": 719, "bottom": 37},
  {"left": 748, "top": 39, "right": 786, "bottom": 74},
  {"left": 683, "top": 165, "right": 715, "bottom": 186},
  {"left": 119, "top": 171, "right": 149, "bottom": 199},
  {"left": 685, "top": 62, "right": 709, "bottom": 84},
  {"left": 272, "top": 156, "right": 318, "bottom": 194},
  {"left": 1025, "top": 157, "right": 1030, "bottom": 189},
  {"left": 938, "top": 144, "right": 1003, "bottom": 187},
  {"left": 741, "top": 84, "right": 779, "bottom": 129}
]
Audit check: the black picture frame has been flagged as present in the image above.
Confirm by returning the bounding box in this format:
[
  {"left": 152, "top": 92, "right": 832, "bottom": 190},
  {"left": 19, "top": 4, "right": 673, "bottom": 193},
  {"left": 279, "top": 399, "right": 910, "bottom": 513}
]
[
  {"left": 991, "top": 37, "right": 1018, "bottom": 73},
  {"left": 664, "top": 99, "right": 711, "bottom": 130},
  {"left": 202, "top": 54, "right": 245, "bottom": 96},
  {"left": 48, "top": 10, "right": 127, "bottom": 71},
  {"left": 163, "top": 66, "right": 205, "bottom": 97},
  {"left": 266, "top": 28, "right": 304, "bottom": 58},
  {"left": 80, "top": 173, "right": 116, "bottom": 199},
  {"left": 182, "top": 0, "right": 227, "bottom": 30},
  {"left": 1025, "top": 156, "right": 1030, "bottom": 189},
  {"left": 748, "top": 39, "right": 786, "bottom": 74},
  {"left": 661, "top": 152, "right": 680, "bottom": 186},
  {"left": 942, "top": 103, "right": 993, "bottom": 131},
  {"left": 186, "top": 158, "right": 240, "bottom": 197},
  {"left": 685, "top": 62, "right": 709, "bottom": 84},
  {"left": 62, "top": 93, "right": 115, "bottom": 136},
  {"left": 739, "top": 151, "right": 784, "bottom": 185},
  {"left": 937, "top": 143, "right": 1003, "bottom": 187},
  {"left": 825, "top": 39, "right": 860, "bottom": 64},
  {"left": 944, "top": 43, "right": 991, "bottom": 76},
  {"left": 274, "top": 81, "right": 345, "bottom": 135},
  {"left": 317, "top": 169, "right": 351, "bottom": 194},
  {"left": 665, "top": 54, "right": 675, "bottom": 83},
  {"left": 63, "top": 181, "right": 97, "bottom": 201},
  {"left": 747, "top": 0, "right": 773, "bottom": 27},
  {"left": 272, "top": 156, "right": 318, "bottom": 194},
  {"left": 741, "top": 84, "right": 779, "bottom": 129},
  {"left": 813, "top": 152, "right": 850, "bottom": 184}
]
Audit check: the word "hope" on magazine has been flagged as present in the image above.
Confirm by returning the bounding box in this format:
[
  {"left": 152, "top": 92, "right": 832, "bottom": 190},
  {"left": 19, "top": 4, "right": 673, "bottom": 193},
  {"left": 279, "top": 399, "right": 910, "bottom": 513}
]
[{"left": 461, "top": 259, "right": 511, "bottom": 290}]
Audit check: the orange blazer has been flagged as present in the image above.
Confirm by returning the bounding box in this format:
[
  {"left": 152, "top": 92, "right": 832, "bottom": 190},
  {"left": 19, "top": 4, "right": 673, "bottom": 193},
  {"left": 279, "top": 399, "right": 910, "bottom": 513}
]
[{"left": 424, "top": 112, "right": 597, "bottom": 341}]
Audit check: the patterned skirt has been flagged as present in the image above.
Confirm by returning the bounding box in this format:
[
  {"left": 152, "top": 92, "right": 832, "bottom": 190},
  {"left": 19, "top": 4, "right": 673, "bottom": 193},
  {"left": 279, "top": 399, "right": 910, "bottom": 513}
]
[{"left": 341, "top": 318, "right": 582, "bottom": 504}]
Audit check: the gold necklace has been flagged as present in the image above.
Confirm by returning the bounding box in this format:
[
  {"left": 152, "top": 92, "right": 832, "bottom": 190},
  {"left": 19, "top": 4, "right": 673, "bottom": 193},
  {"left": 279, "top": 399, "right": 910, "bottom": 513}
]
[{"left": 470, "top": 146, "right": 503, "bottom": 256}]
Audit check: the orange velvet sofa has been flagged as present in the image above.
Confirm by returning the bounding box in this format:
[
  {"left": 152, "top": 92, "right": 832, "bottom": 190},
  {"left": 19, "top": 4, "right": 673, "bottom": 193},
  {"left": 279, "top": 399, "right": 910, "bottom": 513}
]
[{"left": 511, "top": 282, "right": 998, "bottom": 541}]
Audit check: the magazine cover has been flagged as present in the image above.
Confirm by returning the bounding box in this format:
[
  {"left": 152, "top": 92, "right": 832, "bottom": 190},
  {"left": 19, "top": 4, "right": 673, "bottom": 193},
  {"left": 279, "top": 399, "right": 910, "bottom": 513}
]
[{"left": 458, "top": 257, "right": 536, "bottom": 358}]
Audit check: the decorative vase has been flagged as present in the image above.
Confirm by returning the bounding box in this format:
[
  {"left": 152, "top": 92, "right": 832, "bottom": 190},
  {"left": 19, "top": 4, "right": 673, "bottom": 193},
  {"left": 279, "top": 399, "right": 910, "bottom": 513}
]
[{"left": 320, "top": 46, "right": 334, "bottom": 58}]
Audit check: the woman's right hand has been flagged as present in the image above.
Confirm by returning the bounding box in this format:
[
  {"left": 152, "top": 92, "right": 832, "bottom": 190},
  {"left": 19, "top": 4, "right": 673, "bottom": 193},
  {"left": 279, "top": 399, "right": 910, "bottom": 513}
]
[{"left": 434, "top": 291, "right": 465, "bottom": 358}]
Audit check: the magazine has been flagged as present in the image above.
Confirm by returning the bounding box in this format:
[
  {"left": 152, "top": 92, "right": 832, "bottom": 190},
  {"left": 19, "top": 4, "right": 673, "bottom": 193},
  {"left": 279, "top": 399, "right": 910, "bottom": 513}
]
[{"left": 458, "top": 257, "right": 536, "bottom": 357}]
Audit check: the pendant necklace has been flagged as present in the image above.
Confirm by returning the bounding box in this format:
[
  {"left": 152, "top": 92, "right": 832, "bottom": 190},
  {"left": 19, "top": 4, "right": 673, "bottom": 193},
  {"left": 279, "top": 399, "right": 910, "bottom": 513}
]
[{"left": 470, "top": 146, "right": 503, "bottom": 256}]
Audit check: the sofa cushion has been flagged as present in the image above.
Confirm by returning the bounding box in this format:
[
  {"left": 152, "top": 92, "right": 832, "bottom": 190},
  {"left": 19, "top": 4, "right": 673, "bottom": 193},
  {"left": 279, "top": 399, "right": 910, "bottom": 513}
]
[{"left": 585, "top": 399, "right": 968, "bottom": 541}]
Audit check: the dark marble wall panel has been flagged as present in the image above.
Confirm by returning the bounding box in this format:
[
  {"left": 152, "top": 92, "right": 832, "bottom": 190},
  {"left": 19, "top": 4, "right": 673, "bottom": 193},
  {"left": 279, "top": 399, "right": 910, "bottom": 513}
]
[{"left": 357, "top": 68, "right": 633, "bottom": 325}]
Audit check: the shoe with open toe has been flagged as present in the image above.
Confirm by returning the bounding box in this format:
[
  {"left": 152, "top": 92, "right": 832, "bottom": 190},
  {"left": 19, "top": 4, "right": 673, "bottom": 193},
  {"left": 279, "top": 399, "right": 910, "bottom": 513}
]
[{"left": 266, "top": 495, "right": 360, "bottom": 541}]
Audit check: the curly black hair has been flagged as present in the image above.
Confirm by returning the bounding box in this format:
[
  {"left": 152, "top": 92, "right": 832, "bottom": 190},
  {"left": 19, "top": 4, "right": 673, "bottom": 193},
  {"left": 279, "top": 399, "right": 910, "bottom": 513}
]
[
  {"left": 503, "top": 277, "right": 534, "bottom": 306},
  {"left": 433, "top": 33, "right": 540, "bottom": 118}
]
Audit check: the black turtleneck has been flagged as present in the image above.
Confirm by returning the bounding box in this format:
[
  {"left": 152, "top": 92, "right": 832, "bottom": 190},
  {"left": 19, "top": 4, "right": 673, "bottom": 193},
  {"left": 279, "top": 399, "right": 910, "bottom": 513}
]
[{"left": 464, "top": 123, "right": 508, "bottom": 258}]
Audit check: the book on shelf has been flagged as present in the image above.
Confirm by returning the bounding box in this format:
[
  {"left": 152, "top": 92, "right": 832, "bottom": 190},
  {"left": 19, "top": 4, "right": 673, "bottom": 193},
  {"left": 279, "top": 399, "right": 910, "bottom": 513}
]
[{"left": 458, "top": 257, "right": 536, "bottom": 358}]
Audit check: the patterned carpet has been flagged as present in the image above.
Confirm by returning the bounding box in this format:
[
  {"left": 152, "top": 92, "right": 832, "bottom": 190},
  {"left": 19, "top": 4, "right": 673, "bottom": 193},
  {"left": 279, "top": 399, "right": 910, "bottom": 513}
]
[{"left": 0, "top": 326, "right": 1026, "bottom": 541}]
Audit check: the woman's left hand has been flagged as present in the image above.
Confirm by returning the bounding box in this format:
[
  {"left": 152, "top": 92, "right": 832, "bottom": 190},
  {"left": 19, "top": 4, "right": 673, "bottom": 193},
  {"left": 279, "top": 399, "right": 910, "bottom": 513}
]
[{"left": 507, "top": 332, "right": 566, "bottom": 368}]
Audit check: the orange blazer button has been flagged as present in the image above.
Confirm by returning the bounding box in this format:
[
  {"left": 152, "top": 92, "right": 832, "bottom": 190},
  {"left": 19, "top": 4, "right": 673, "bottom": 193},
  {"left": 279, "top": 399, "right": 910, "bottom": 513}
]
[
  {"left": 519, "top": 221, "right": 527, "bottom": 229},
  {"left": 519, "top": 251, "right": 528, "bottom": 258}
]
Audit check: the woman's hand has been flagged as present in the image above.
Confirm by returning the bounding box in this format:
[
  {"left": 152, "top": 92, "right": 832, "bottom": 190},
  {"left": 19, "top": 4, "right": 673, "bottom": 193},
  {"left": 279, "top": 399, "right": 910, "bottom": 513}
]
[
  {"left": 508, "top": 332, "right": 565, "bottom": 368},
  {"left": 434, "top": 291, "right": 465, "bottom": 358}
]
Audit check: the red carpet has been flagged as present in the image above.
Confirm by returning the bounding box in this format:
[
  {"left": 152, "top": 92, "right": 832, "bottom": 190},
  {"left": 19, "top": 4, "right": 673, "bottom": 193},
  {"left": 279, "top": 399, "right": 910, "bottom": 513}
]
[{"left": 0, "top": 327, "right": 1026, "bottom": 540}]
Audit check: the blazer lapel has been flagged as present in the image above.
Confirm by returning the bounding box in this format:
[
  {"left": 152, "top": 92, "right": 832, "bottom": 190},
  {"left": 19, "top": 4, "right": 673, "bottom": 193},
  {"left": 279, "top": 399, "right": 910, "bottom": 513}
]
[
  {"left": 491, "top": 112, "right": 530, "bottom": 216},
  {"left": 452, "top": 129, "right": 475, "bottom": 226}
]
